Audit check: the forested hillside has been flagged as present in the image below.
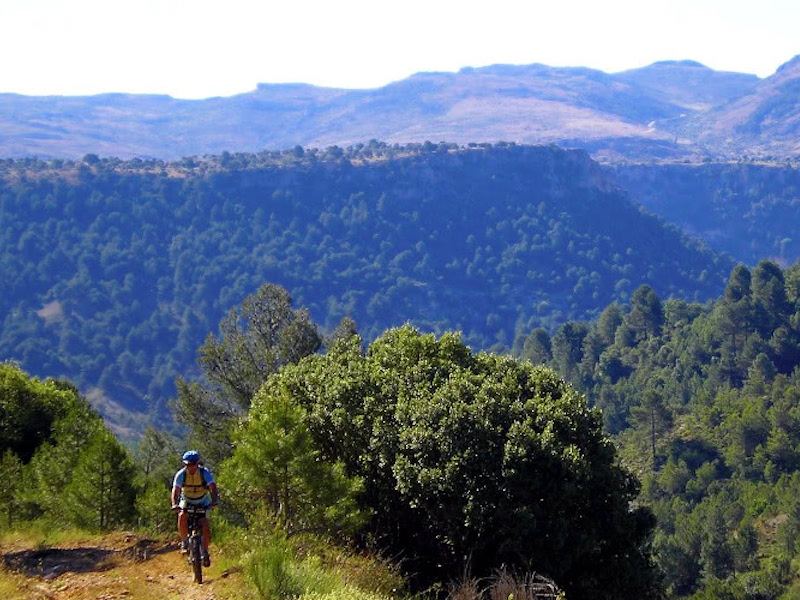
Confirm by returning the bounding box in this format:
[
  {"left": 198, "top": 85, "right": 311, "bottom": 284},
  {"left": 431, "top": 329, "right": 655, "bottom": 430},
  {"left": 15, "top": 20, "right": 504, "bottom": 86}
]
[
  {"left": 612, "top": 162, "right": 800, "bottom": 266},
  {"left": 0, "top": 143, "right": 733, "bottom": 428},
  {"left": 518, "top": 260, "right": 800, "bottom": 597},
  {"left": 8, "top": 259, "right": 800, "bottom": 599}
]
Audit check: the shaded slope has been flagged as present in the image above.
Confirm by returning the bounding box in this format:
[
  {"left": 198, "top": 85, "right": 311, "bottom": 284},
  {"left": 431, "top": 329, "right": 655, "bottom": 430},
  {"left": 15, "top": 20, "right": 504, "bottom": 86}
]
[
  {"left": 0, "top": 144, "right": 733, "bottom": 427},
  {"left": 610, "top": 162, "right": 800, "bottom": 265}
]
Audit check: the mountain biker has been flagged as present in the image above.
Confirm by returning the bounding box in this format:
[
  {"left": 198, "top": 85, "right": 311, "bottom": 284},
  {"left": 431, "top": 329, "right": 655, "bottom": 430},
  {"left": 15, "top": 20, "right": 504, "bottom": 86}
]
[{"left": 171, "top": 450, "right": 218, "bottom": 567}]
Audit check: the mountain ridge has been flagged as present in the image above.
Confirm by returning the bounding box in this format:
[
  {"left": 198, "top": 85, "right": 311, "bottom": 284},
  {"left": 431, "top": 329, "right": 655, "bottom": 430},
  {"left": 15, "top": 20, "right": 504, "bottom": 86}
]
[{"left": 3, "top": 55, "right": 800, "bottom": 162}]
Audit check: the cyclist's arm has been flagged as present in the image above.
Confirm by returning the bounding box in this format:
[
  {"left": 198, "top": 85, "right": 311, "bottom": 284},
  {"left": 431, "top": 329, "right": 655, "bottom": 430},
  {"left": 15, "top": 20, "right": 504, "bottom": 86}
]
[
  {"left": 209, "top": 482, "right": 218, "bottom": 506},
  {"left": 171, "top": 484, "right": 182, "bottom": 507},
  {"left": 171, "top": 470, "right": 184, "bottom": 507}
]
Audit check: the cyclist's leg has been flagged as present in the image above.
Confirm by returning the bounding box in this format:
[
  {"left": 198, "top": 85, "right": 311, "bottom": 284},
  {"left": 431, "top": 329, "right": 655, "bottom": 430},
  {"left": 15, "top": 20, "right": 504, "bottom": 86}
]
[
  {"left": 200, "top": 517, "right": 211, "bottom": 566},
  {"left": 178, "top": 511, "right": 189, "bottom": 540},
  {"left": 177, "top": 498, "right": 189, "bottom": 551},
  {"left": 196, "top": 498, "right": 212, "bottom": 567}
]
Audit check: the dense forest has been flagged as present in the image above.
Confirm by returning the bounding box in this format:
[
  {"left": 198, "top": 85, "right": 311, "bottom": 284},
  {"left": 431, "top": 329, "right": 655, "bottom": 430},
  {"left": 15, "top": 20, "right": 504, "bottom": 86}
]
[
  {"left": 518, "top": 260, "right": 800, "bottom": 598},
  {"left": 611, "top": 162, "right": 800, "bottom": 266},
  {"left": 0, "top": 143, "right": 732, "bottom": 429},
  {"left": 7, "top": 259, "right": 800, "bottom": 599}
]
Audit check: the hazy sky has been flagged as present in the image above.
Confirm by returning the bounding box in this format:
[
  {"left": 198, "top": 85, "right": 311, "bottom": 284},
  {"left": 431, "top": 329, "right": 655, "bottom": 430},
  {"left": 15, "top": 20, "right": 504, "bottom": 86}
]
[{"left": 1, "top": 0, "right": 798, "bottom": 99}]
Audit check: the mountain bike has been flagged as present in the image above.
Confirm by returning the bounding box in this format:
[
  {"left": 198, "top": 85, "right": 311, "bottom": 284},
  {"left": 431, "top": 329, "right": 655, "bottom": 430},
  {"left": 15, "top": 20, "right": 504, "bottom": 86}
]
[{"left": 182, "top": 505, "right": 207, "bottom": 583}]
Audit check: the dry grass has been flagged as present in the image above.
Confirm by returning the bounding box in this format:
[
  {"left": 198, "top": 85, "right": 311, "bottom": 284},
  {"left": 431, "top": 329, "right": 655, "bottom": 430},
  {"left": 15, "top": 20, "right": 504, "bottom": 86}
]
[
  {"left": 0, "top": 521, "right": 106, "bottom": 550},
  {"left": 447, "top": 569, "right": 562, "bottom": 600},
  {"left": 35, "top": 300, "right": 65, "bottom": 324},
  {"left": 0, "top": 565, "right": 32, "bottom": 600}
]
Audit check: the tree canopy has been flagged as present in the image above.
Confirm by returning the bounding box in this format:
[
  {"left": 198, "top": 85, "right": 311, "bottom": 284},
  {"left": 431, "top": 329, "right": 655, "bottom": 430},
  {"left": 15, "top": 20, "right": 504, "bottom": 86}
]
[
  {"left": 1, "top": 363, "right": 137, "bottom": 530},
  {"left": 263, "top": 325, "right": 660, "bottom": 599}
]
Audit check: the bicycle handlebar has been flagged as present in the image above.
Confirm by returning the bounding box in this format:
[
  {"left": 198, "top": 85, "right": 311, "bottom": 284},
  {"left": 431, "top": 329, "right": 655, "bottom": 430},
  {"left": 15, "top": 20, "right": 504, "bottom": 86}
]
[{"left": 172, "top": 504, "right": 213, "bottom": 514}]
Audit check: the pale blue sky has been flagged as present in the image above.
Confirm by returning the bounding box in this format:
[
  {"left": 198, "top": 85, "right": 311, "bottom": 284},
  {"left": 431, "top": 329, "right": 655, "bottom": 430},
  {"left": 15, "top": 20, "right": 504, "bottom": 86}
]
[{"left": 1, "top": 0, "right": 798, "bottom": 98}]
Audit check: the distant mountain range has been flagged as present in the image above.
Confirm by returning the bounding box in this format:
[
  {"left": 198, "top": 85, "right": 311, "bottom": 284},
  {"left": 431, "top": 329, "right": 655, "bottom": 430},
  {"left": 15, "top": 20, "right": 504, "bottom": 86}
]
[{"left": 2, "top": 56, "right": 799, "bottom": 162}]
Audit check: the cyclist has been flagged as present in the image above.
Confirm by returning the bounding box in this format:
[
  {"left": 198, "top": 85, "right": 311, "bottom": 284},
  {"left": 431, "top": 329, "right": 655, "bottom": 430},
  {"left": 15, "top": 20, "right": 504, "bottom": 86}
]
[{"left": 171, "top": 450, "right": 218, "bottom": 567}]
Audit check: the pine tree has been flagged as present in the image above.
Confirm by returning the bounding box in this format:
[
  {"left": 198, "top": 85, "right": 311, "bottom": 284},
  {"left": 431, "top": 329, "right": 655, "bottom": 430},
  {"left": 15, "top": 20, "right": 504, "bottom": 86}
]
[
  {"left": 628, "top": 285, "right": 664, "bottom": 340},
  {"left": 172, "top": 283, "right": 321, "bottom": 464},
  {"left": 630, "top": 389, "right": 672, "bottom": 469},
  {"left": 221, "top": 384, "right": 365, "bottom": 536},
  {"left": 65, "top": 428, "right": 136, "bottom": 530}
]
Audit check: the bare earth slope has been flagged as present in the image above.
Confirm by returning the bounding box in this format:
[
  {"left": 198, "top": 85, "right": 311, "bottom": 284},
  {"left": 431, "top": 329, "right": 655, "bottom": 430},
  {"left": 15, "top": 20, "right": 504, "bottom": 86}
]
[
  {"left": 3, "top": 55, "right": 799, "bottom": 162},
  {"left": 689, "top": 55, "right": 800, "bottom": 156},
  {"left": 615, "top": 60, "right": 759, "bottom": 110}
]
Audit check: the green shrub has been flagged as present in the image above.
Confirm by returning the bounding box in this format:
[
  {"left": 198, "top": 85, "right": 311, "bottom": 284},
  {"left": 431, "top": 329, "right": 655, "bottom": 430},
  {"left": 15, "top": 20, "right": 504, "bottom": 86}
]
[
  {"left": 301, "top": 588, "right": 389, "bottom": 600},
  {"left": 246, "top": 536, "right": 301, "bottom": 600},
  {"left": 244, "top": 528, "right": 398, "bottom": 600},
  {"left": 134, "top": 482, "right": 174, "bottom": 534}
]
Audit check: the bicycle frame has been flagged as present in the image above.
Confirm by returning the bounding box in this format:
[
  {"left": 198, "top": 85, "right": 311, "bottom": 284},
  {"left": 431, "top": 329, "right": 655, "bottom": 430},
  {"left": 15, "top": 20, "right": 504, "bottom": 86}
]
[{"left": 183, "top": 505, "right": 207, "bottom": 583}]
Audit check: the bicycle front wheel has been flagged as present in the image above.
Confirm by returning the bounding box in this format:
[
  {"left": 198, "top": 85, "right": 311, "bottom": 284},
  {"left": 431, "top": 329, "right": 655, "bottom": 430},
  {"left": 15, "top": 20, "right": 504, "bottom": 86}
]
[{"left": 191, "top": 536, "right": 203, "bottom": 583}]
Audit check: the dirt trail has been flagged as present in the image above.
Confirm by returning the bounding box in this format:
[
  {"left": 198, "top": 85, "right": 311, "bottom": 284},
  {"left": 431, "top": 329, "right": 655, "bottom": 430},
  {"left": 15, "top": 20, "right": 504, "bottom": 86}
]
[{"left": 1, "top": 533, "right": 245, "bottom": 600}]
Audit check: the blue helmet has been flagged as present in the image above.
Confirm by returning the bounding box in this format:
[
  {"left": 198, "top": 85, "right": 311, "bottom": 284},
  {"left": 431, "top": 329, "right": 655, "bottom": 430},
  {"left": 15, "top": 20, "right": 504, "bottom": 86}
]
[{"left": 182, "top": 450, "right": 200, "bottom": 464}]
